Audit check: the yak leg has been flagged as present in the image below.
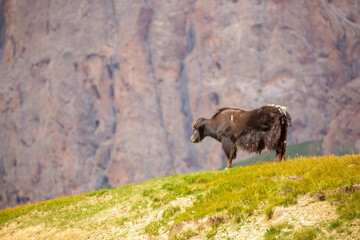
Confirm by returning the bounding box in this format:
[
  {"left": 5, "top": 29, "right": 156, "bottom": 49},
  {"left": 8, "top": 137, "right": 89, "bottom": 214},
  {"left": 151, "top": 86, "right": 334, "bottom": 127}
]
[
  {"left": 278, "top": 123, "right": 288, "bottom": 161},
  {"left": 281, "top": 141, "right": 287, "bottom": 160},
  {"left": 274, "top": 149, "right": 282, "bottom": 162},
  {"left": 222, "top": 139, "right": 237, "bottom": 169},
  {"left": 226, "top": 151, "right": 236, "bottom": 169},
  {"left": 274, "top": 121, "right": 288, "bottom": 162},
  {"left": 274, "top": 141, "right": 287, "bottom": 162}
]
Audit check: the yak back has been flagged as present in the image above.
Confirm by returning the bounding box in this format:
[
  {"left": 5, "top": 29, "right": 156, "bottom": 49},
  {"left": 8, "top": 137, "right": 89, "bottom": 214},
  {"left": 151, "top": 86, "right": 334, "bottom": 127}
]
[
  {"left": 210, "top": 108, "right": 245, "bottom": 138},
  {"left": 235, "top": 105, "right": 286, "bottom": 153},
  {"left": 242, "top": 105, "right": 283, "bottom": 132},
  {"left": 211, "top": 106, "right": 287, "bottom": 153},
  {"left": 211, "top": 107, "right": 245, "bottom": 119},
  {"left": 211, "top": 106, "right": 282, "bottom": 134}
]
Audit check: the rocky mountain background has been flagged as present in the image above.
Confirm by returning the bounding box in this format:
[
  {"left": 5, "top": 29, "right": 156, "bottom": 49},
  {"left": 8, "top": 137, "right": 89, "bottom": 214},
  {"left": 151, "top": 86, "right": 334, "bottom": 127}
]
[{"left": 0, "top": 0, "right": 359, "bottom": 209}]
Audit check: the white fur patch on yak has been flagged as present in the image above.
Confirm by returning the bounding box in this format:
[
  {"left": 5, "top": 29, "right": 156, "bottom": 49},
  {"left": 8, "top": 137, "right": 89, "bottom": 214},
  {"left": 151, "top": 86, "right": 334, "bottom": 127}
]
[{"left": 268, "top": 104, "right": 287, "bottom": 115}]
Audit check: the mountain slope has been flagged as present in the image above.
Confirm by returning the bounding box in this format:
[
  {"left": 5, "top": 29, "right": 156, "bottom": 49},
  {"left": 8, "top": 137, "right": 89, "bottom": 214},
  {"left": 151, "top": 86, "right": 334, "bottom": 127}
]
[
  {"left": 1, "top": 0, "right": 360, "bottom": 210},
  {"left": 1, "top": 155, "right": 360, "bottom": 239}
]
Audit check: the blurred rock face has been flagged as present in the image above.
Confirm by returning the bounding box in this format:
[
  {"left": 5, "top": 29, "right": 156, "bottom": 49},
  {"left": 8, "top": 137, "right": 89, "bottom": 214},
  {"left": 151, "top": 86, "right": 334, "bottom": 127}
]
[{"left": 0, "top": 0, "right": 359, "bottom": 208}]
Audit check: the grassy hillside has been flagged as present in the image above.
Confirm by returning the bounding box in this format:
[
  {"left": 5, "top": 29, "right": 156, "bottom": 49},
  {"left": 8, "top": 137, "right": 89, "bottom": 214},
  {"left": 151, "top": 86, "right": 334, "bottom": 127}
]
[
  {"left": 1, "top": 155, "right": 360, "bottom": 239},
  {"left": 234, "top": 140, "right": 359, "bottom": 167}
]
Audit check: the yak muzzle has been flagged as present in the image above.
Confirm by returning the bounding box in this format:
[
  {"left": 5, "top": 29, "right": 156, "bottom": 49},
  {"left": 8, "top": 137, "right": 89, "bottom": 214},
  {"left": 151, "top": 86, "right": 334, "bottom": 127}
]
[
  {"left": 190, "top": 128, "right": 201, "bottom": 143},
  {"left": 190, "top": 135, "right": 199, "bottom": 143}
]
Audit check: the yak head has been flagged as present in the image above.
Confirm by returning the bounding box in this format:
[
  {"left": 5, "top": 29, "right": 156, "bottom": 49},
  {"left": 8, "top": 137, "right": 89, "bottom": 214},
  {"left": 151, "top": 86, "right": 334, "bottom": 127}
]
[{"left": 190, "top": 118, "right": 206, "bottom": 143}]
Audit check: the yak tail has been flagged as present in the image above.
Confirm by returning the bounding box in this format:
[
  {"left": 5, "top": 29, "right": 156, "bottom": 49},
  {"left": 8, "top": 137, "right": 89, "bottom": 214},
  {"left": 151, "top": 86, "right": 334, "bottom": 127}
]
[
  {"left": 268, "top": 104, "right": 291, "bottom": 161},
  {"left": 268, "top": 104, "right": 292, "bottom": 127},
  {"left": 285, "top": 111, "right": 292, "bottom": 127}
]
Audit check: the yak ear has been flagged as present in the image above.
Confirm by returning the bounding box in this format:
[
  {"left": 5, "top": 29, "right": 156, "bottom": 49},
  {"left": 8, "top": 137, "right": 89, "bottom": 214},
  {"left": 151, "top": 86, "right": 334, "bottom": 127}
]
[
  {"left": 192, "top": 118, "right": 201, "bottom": 128},
  {"left": 193, "top": 117, "right": 205, "bottom": 128},
  {"left": 192, "top": 119, "right": 199, "bottom": 128},
  {"left": 196, "top": 118, "right": 207, "bottom": 131}
]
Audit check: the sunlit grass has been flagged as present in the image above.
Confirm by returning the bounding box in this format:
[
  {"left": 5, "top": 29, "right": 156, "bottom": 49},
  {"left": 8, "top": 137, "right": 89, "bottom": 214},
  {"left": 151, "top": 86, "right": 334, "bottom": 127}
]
[
  {"left": 234, "top": 139, "right": 359, "bottom": 167},
  {"left": 264, "top": 222, "right": 290, "bottom": 240},
  {"left": 0, "top": 154, "right": 359, "bottom": 239},
  {"left": 234, "top": 140, "right": 324, "bottom": 167},
  {"left": 176, "top": 155, "right": 360, "bottom": 223},
  {"left": 292, "top": 226, "right": 319, "bottom": 240},
  {"left": 0, "top": 194, "right": 87, "bottom": 226}
]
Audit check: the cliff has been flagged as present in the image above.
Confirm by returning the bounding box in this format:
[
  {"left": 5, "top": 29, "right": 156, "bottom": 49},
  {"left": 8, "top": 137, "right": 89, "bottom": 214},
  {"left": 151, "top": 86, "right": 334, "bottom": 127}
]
[{"left": 0, "top": 0, "right": 359, "bottom": 209}]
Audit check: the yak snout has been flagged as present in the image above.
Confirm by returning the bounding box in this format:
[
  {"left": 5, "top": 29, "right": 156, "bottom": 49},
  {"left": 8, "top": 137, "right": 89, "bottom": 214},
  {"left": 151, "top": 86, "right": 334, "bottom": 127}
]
[
  {"left": 191, "top": 117, "right": 206, "bottom": 143},
  {"left": 190, "top": 130, "right": 201, "bottom": 143}
]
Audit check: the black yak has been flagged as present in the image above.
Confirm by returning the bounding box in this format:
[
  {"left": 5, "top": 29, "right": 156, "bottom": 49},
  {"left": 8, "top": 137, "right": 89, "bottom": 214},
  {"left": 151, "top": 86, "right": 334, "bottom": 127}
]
[{"left": 190, "top": 105, "right": 292, "bottom": 169}]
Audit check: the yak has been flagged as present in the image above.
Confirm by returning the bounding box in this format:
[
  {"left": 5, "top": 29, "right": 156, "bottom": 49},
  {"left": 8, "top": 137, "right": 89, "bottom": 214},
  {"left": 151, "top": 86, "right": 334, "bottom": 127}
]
[{"left": 190, "top": 105, "right": 292, "bottom": 169}]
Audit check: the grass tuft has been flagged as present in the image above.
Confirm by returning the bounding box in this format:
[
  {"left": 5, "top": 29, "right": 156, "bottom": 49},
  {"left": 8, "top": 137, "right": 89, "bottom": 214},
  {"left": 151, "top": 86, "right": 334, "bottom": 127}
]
[
  {"left": 169, "top": 229, "right": 198, "bottom": 240},
  {"left": 328, "top": 219, "right": 342, "bottom": 231},
  {"left": 264, "top": 222, "right": 289, "bottom": 240},
  {"left": 163, "top": 206, "right": 181, "bottom": 219},
  {"left": 145, "top": 221, "right": 162, "bottom": 235},
  {"left": 292, "top": 226, "right": 318, "bottom": 240}
]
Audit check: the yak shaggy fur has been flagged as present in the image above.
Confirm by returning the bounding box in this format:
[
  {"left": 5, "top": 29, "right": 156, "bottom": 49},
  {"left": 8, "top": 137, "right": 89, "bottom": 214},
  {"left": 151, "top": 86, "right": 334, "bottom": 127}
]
[{"left": 190, "top": 105, "right": 292, "bottom": 169}]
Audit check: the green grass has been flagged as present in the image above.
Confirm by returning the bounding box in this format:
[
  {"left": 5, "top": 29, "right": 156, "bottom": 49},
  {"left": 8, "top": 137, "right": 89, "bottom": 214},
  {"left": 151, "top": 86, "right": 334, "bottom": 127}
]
[
  {"left": 264, "top": 222, "right": 290, "bottom": 240},
  {"left": 327, "top": 191, "right": 360, "bottom": 220},
  {"left": 328, "top": 220, "right": 342, "bottom": 231},
  {"left": 0, "top": 194, "right": 87, "bottom": 226},
  {"left": 0, "top": 154, "right": 359, "bottom": 239},
  {"left": 145, "top": 221, "right": 162, "bottom": 235},
  {"left": 234, "top": 140, "right": 324, "bottom": 167},
  {"left": 169, "top": 229, "right": 199, "bottom": 240},
  {"left": 233, "top": 139, "right": 359, "bottom": 167},
  {"left": 163, "top": 206, "right": 181, "bottom": 218},
  {"left": 0, "top": 183, "right": 140, "bottom": 229},
  {"left": 292, "top": 226, "right": 319, "bottom": 240},
  {"left": 177, "top": 155, "right": 360, "bottom": 223}
]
